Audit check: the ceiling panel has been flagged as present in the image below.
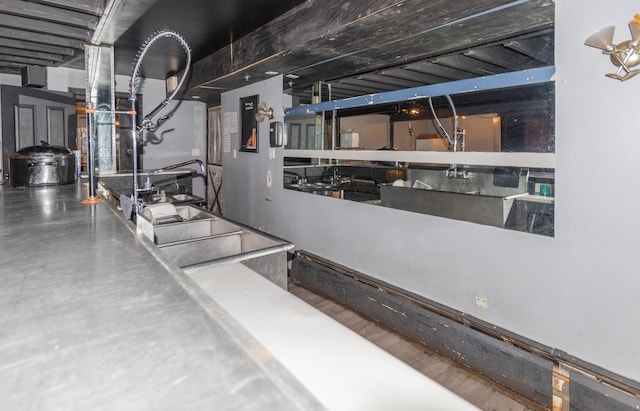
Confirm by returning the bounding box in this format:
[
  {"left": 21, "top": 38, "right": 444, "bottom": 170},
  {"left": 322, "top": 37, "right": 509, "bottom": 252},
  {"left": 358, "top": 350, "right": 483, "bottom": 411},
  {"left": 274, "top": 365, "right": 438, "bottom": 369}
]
[
  {"left": 0, "top": 0, "right": 105, "bottom": 75},
  {"left": 112, "top": 0, "right": 307, "bottom": 79}
]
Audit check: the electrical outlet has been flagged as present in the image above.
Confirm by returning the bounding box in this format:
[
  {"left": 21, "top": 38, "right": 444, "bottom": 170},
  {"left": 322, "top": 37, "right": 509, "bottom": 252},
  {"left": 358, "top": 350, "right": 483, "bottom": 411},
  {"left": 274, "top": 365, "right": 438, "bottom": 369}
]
[
  {"left": 475, "top": 296, "right": 488, "bottom": 309},
  {"left": 192, "top": 148, "right": 200, "bottom": 156}
]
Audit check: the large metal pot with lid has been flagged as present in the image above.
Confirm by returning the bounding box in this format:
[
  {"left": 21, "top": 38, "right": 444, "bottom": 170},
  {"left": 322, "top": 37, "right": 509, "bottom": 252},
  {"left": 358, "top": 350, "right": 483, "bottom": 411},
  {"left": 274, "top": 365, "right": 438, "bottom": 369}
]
[{"left": 9, "top": 144, "right": 77, "bottom": 187}]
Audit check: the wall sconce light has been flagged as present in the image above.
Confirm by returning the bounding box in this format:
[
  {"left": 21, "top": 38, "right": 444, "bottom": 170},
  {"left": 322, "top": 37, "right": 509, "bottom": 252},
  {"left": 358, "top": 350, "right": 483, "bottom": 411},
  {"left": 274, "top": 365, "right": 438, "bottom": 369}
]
[
  {"left": 585, "top": 14, "right": 640, "bottom": 81},
  {"left": 255, "top": 101, "right": 274, "bottom": 122}
]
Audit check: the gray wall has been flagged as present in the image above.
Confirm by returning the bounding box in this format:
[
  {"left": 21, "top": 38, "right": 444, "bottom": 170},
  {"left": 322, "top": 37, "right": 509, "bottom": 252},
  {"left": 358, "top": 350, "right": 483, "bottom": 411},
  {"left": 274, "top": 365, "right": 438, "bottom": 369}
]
[
  {"left": 221, "top": 79, "right": 286, "bottom": 230},
  {"left": 221, "top": 0, "right": 640, "bottom": 384},
  {"left": 115, "top": 77, "right": 207, "bottom": 198}
]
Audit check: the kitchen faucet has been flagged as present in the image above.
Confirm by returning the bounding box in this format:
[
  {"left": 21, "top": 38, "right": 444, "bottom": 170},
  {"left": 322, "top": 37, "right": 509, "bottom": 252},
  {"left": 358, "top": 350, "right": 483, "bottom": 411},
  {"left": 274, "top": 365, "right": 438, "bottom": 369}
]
[
  {"left": 428, "top": 94, "right": 469, "bottom": 179},
  {"left": 150, "top": 159, "right": 205, "bottom": 175},
  {"left": 128, "top": 29, "right": 191, "bottom": 215},
  {"left": 143, "top": 159, "right": 205, "bottom": 192}
]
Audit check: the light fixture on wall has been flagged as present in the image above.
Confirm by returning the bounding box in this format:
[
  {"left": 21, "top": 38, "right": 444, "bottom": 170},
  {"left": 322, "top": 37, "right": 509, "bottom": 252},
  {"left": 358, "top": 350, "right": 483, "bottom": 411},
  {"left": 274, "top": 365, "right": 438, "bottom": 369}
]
[
  {"left": 585, "top": 14, "right": 640, "bottom": 81},
  {"left": 255, "top": 101, "right": 274, "bottom": 122}
]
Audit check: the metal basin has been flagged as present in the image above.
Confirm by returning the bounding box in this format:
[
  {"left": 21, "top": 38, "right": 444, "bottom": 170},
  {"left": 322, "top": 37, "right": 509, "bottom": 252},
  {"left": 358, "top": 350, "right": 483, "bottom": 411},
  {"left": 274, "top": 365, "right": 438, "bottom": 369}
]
[
  {"left": 155, "top": 221, "right": 293, "bottom": 289},
  {"left": 175, "top": 205, "right": 213, "bottom": 221},
  {"left": 172, "top": 193, "right": 196, "bottom": 202},
  {"left": 157, "top": 230, "right": 283, "bottom": 267},
  {"left": 380, "top": 184, "right": 525, "bottom": 228},
  {"left": 153, "top": 218, "right": 242, "bottom": 245},
  {"left": 140, "top": 207, "right": 294, "bottom": 289}
]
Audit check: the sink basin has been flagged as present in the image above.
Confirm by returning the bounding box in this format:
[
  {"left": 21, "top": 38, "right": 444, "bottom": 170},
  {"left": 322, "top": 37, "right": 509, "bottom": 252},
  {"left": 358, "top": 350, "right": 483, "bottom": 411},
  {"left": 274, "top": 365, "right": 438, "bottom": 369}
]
[
  {"left": 153, "top": 218, "right": 242, "bottom": 245},
  {"left": 135, "top": 204, "right": 294, "bottom": 289},
  {"left": 157, "top": 230, "right": 285, "bottom": 267},
  {"left": 176, "top": 205, "right": 212, "bottom": 221},
  {"left": 172, "top": 193, "right": 196, "bottom": 202},
  {"left": 150, "top": 194, "right": 171, "bottom": 203},
  {"left": 380, "top": 184, "right": 525, "bottom": 228},
  {"left": 155, "top": 221, "right": 293, "bottom": 289}
]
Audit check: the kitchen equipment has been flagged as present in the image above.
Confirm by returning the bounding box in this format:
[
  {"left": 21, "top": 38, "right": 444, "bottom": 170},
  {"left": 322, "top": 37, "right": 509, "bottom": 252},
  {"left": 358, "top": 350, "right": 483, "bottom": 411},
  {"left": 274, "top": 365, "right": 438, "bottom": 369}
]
[
  {"left": 9, "top": 144, "right": 76, "bottom": 187},
  {"left": 386, "top": 168, "right": 407, "bottom": 182}
]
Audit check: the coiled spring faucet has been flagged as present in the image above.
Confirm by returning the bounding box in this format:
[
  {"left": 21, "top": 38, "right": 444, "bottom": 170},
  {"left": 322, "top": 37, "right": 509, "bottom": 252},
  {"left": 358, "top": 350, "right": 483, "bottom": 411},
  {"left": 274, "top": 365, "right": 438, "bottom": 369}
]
[{"left": 128, "top": 29, "right": 192, "bottom": 215}]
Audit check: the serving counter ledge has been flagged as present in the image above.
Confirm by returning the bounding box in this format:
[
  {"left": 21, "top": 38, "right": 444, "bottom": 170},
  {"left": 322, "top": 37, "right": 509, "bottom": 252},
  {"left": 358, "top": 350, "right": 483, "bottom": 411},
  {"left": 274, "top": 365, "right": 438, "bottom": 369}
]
[{"left": 0, "top": 181, "right": 323, "bottom": 410}]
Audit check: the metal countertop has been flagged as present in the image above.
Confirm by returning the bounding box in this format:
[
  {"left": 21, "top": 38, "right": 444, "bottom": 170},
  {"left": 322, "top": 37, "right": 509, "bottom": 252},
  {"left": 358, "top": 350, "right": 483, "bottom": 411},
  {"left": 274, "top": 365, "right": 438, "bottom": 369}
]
[{"left": 0, "top": 181, "right": 323, "bottom": 410}]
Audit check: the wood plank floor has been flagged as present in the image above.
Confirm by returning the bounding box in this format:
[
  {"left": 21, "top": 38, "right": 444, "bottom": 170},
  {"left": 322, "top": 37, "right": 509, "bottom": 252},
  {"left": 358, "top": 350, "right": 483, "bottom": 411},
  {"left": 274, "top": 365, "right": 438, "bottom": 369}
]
[{"left": 289, "top": 283, "right": 547, "bottom": 411}]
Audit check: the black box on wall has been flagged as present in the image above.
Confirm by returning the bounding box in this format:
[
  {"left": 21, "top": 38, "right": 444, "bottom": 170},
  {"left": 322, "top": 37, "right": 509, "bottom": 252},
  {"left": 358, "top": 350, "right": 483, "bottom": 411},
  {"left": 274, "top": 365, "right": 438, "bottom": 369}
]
[{"left": 21, "top": 66, "right": 46, "bottom": 88}]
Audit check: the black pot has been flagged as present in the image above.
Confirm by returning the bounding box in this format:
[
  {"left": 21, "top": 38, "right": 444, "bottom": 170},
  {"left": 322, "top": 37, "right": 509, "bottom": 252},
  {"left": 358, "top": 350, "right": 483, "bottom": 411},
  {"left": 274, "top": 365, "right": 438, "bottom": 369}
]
[{"left": 9, "top": 144, "right": 77, "bottom": 187}]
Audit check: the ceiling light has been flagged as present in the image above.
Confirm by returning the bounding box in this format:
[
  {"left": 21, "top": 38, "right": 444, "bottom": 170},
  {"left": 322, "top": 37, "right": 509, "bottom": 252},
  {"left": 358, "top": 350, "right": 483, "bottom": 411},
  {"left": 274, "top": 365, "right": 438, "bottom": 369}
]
[{"left": 265, "top": 71, "right": 279, "bottom": 76}]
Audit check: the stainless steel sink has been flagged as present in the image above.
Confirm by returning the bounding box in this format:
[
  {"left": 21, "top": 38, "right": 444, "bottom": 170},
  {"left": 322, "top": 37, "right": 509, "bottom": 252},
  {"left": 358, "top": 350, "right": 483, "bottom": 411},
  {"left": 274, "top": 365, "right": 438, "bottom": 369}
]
[
  {"left": 98, "top": 178, "right": 204, "bottom": 209},
  {"left": 380, "top": 185, "right": 525, "bottom": 228},
  {"left": 157, "top": 230, "right": 285, "bottom": 268},
  {"left": 154, "top": 218, "right": 242, "bottom": 245},
  {"left": 172, "top": 193, "right": 196, "bottom": 202},
  {"left": 137, "top": 205, "right": 294, "bottom": 289},
  {"left": 150, "top": 194, "right": 172, "bottom": 203},
  {"left": 176, "top": 205, "right": 213, "bottom": 221}
]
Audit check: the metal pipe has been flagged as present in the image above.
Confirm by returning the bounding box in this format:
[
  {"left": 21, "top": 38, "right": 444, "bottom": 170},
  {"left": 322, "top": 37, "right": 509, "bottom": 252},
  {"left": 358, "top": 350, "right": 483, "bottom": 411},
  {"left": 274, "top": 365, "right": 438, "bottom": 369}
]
[
  {"left": 151, "top": 159, "right": 205, "bottom": 174},
  {"left": 86, "top": 104, "right": 96, "bottom": 198}
]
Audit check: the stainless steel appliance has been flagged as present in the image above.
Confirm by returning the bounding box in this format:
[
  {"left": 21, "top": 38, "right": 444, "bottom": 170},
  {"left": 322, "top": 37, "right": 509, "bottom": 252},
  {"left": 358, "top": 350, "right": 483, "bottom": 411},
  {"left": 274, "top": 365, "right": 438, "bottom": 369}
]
[{"left": 9, "top": 144, "right": 76, "bottom": 187}]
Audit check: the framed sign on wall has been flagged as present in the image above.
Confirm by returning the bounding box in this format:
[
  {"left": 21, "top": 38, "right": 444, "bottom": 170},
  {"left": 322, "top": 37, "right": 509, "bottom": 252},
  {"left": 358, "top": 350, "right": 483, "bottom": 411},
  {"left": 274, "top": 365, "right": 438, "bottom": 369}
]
[{"left": 240, "top": 95, "right": 258, "bottom": 152}]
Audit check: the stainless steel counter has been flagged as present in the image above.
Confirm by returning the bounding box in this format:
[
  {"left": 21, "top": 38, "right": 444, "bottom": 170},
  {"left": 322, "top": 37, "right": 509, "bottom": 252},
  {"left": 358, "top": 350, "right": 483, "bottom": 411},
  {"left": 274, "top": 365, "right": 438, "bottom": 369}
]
[{"left": 0, "top": 181, "right": 323, "bottom": 410}]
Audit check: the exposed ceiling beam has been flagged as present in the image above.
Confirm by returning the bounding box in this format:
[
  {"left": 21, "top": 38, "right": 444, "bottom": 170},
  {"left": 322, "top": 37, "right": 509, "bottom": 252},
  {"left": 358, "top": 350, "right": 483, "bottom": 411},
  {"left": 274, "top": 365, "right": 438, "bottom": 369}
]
[
  {"left": 0, "top": 27, "right": 85, "bottom": 49},
  {"left": 0, "top": 46, "right": 64, "bottom": 62},
  {"left": 0, "top": 38, "right": 77, "bottom": 57},
  {"left": 0, "top": 0, "right": 99, "bottom": 29},
  {"left": 464, "top": 48, "right": 538, "bottom": 71},
  {"left": 0, "top": 13, "right": 91, "bottom": 40},
  {"left": 37, "top": 0, "right": 106, "bottom": 16},
  {"left": 91, "top": 0, "right": 158, "bottom": 45},
  {"left": 0, "top": 55, "right": 55, "bottom": 66}
]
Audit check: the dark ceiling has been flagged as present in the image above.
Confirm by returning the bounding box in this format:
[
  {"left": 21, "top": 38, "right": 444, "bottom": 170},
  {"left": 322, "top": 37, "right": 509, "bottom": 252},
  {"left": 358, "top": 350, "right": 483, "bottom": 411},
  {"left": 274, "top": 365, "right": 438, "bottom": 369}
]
[
  {"left": 0, "top": 0, "right": 305, "bottom": 79},
  {"left": 0, "top": 0, "right": 554, "bottom": 106},
  {"left": 111, "top": 0, "right": 307, "bottom": 79}
]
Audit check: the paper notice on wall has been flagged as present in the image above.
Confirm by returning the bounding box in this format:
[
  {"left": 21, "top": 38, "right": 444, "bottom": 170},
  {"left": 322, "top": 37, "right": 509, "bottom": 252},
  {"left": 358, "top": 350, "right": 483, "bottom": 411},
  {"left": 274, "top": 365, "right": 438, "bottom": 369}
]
[
  {"left": 223, "top": 111, "right": 236, "bottom": 153},
  {"left": 229, "top": 111, "right": 238, "bottom": 133}
]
